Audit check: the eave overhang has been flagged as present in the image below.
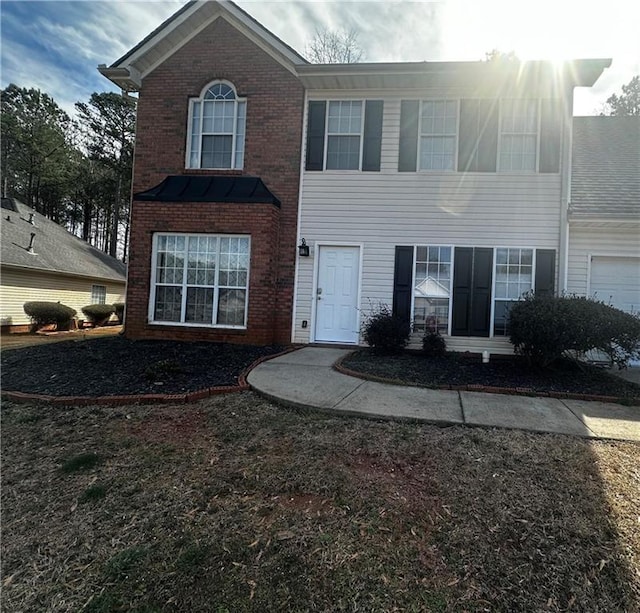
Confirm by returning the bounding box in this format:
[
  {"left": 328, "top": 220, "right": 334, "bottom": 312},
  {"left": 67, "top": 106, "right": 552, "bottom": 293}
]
[
  {"left": 296, "top": 58, "right": 612, "bottom": 93},
  {"left": 99, "top": 0, "right": 308, "bottom": 92}
]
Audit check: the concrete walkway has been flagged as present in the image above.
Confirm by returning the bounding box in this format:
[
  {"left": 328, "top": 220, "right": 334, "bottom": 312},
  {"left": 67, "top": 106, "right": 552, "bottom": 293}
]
[{"left": 247, "top": 347, "right": 640, "bottom": 442}]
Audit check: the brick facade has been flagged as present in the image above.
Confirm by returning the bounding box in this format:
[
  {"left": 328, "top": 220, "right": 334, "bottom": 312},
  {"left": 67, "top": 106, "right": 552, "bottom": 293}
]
[{"left": 126, "top": 17, "right": 304, "bottom": 345}]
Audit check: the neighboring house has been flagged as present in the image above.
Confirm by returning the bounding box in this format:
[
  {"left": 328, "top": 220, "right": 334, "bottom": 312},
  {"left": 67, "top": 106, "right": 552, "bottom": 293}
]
[
  {"left": 0, "top": 198, "right": 126, "bottom": 332},
  {"left": 567, "top": 116, "right": 640, "bottom": 315},
  {"left": 100, "top": 0, "right": 612, "bottom": 352}
]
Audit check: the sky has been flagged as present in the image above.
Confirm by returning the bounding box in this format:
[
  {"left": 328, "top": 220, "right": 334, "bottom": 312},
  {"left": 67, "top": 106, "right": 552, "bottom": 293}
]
[{"left": 1, "top": 0, "right": 638, "bottom": 118}]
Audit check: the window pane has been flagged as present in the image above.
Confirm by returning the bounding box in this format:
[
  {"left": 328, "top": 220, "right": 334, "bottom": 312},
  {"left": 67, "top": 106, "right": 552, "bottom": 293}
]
[
  {"left": 327, "top": 135, "right": 360, "bottom": 170},
  {"left": 201, "top": 135, "right": 232, "bottom": 168},
  {"left": 185, "top": 287, "right": 214, "bottom": 323},
  {"left": 493, "top": 300, "right": 514, "bottom": 336},
  {"left": 154, "top": 286, "right": 182, "bottom": 322},
  {"left": 217, "top": 289, "right": 246, "bottom": 325},
  {"left": 91, "top": 285, "right": 106, "bottom": 305}
]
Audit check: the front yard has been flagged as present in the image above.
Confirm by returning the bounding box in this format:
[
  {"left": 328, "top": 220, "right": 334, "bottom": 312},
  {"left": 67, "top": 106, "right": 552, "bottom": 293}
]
[{"left": 2, "top": 393, "right": 639, "bottom": 612}]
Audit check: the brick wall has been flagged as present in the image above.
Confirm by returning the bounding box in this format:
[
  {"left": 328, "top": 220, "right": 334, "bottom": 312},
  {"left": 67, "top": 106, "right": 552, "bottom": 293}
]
[{"left": 127, "top": 17, "right": 304, "bottom": 345}]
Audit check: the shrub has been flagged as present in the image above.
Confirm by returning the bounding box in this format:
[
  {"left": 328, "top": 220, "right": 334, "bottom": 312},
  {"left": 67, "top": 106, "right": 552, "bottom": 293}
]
[
  {"left": 113, "top": 302, "right": 125, "bottom": 324},
  {"left": 82, "top": 303, "right": 115, "bottom": 326},
  {"left": 509, "top": 293, "right": 640, "bottom": 368},
  {"left": 23, "top": 301, "right": 77, "bottom": 332},
  {"left": 362, "top": 303, "right": 410, "bottom": 354},
  {"left": 422, "top": 331, "right": 447, "bottom": 357}
]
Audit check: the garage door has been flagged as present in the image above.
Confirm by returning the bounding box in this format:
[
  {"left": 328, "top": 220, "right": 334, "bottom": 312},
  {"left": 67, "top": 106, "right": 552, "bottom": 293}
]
[{"left": 590, "top": 256, "right": 640, "bottom": 314}]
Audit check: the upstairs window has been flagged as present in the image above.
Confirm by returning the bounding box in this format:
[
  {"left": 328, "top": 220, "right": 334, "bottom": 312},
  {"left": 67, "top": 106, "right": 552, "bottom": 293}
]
[
  {"left": 419, "top": 100, "right": 458, "bottom": 170},
  {"left": 187, "top": 81, "right": 246, "bottom": 170},
  {"left": 499, "top": 100, "right": 537, "bottom": 171},
  {"left": 326, "top": 101, "right": 363, "bottom": 170}
]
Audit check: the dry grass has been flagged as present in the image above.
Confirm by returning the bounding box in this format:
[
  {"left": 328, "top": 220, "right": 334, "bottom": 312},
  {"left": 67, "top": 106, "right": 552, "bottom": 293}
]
[{"left": 2, "top": 393, "right": 639, "bottom": 612}]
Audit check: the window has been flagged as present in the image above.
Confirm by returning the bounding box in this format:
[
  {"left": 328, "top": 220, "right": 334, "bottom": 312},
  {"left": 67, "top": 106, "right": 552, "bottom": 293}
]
[
  {"left": 419, "top": 100, "right": 457, "bottom": 170},
  {"left": 150, "top": 234, "right": 250, "bottom": 327},
  {"left": 499, "top": 100, "right": 537, "bottom": 171},
  {"left": 91, "top": 284, "right": 106, "bottom": 305},
  {"left": 493, "top": 248, "right": 533, "bottom": 335},
  {"left": 187, "top": 81, "right": 246, "bottom": 170},
  {"left": 413, "top": 246, "right": 452, "bottom": 334},
  {"left": 326, "top": 101, "right": 363, "bottom": 170}
]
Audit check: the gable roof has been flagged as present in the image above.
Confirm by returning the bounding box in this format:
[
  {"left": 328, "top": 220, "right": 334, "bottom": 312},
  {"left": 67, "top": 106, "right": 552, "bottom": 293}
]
[
  {"left": 99, "top": 0, "right": 307, "bottom": 91},
  {"left": 1, "top": 198, "right": 127, "bottom": 282},
  {"left": 570, "top": 116, "right": 640, "bottom": 219}
]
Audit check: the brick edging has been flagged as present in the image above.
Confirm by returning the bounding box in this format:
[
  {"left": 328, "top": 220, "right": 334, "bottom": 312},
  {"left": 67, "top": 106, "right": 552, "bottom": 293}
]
[
  {"left": 333, "top": 354, "right": 640, "bottom": 406},
  {"left": 2, "top": 346, "right": 302, "bottom": 407}
]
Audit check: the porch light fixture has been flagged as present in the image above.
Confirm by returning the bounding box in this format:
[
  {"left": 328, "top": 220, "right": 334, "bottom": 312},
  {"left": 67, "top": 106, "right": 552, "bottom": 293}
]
[{"left": 298, "top": 238, "right": 310, "bottom": 257}]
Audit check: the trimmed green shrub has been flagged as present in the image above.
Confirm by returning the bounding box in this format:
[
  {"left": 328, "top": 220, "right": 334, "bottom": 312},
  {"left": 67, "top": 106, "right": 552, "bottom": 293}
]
[
  {"left": 82, "top": 303, "right": 115, "bottom": 326},
  {"left": 113, "top": 302, "right": 125, "bottom": 324},
  {"left": 422, "top": 331, "right": 447, "bottom": 357},
  {"left": 362, "top": 303, "right": 410, "bottom": 355},
  {"left": 509, "top": 293, "right": 640, "bottom": 368},
  {"left": 23, "top": 301, "right": 77, "bottom": 332}
]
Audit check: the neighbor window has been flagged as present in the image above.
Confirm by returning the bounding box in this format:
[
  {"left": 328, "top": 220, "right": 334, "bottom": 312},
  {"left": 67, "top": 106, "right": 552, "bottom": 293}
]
[
  {"left": 413, "top": 246, "right": 452, "bottom": 334},
  {"left": 151, "top": 234, "right": 250, "bottom": 327},
  {"left": 499, "top": 100, "right": 537, "bottom": 171},
  {"left": 187, "top": 81, "right": 246, "bottom": 170},
  {"left": 91, "top": 284, "right": 106, "bottom": 305},
  {"left": 326, "top": 100, "right": 363, "bottom": 170},
  {"left": 493, "top": 247, "right": 533, "bottom": 335},
  {"left": 419, "top": 100, "right": 457, "bottom": 170}
]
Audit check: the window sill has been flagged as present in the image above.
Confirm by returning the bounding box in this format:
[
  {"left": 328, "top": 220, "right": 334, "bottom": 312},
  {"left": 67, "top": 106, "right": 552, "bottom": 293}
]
[{"left": 147, "top": 321, "right": 247, "bottom": 331}]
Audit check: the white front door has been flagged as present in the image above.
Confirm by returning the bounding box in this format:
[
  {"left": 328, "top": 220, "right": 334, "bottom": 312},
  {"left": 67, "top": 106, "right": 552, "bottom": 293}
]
[{"left": 315, "top": 246, "right": 360, "bottom": 343}]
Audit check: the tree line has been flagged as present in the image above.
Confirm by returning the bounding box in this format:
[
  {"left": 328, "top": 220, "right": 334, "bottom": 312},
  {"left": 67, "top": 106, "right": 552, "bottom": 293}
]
[{"left": 1, "top": 84, "right": 135, "bottom": 261}]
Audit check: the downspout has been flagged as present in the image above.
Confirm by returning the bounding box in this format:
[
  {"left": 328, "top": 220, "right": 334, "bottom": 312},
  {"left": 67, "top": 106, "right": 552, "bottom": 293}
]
[
  {"left": 290, "top": 87, "right": 308, "bottom": 343},
  {"left": 558, "top": 86, "right": 574, "bottom": 295}
]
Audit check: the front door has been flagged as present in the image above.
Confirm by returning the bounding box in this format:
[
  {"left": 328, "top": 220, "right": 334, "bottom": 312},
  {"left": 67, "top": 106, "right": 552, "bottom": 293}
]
[{"left": 315, "top": 246, "right": 360, "bottom": 343}]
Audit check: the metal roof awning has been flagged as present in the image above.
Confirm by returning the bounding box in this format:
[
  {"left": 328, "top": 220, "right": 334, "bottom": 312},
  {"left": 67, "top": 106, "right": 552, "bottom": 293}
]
[{"left": 133, "top": 175, "right": 281, "bottom": 206}]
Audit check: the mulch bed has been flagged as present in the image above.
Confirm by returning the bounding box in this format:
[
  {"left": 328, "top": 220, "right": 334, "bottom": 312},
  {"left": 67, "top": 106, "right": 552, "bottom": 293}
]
[
  {"left": 1, "top": 336, "right": 285, "bottom": 397},
  {"left": 341, "top": 349, "right": 640, "bottom": 401}
]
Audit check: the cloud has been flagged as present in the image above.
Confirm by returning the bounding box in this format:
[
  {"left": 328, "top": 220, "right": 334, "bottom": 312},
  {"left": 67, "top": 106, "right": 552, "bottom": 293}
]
[{"left": 1, "top": 0, "right": 637, "bottom": 118}]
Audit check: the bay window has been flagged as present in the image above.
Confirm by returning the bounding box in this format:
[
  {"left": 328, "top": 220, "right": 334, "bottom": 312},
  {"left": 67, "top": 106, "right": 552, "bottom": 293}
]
[{"left": 151, "top": 234, "right": 250, "bottom": 327}]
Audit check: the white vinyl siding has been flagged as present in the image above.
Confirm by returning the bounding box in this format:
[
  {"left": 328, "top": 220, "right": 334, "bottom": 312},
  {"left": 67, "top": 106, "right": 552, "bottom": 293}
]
[
  {"left": 295, "top": 96, "right": 564, "bottom": 349},
  {"left": 0, "top": 268, "right": 125, "bottom": 326}
]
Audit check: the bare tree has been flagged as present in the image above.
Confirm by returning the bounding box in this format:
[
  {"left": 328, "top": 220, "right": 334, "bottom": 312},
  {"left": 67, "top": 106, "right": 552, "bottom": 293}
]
[
  {"left": 602, "top": 75, "right": 640, "bottom": 116},
  {"left": 306, "top": 27, "right": 364, "bottom": 64}
]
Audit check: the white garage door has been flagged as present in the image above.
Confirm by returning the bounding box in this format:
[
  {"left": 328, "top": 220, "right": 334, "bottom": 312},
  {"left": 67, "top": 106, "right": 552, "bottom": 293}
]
[{"left": 590, "top": 256, "right": 640, "bottom": 314}]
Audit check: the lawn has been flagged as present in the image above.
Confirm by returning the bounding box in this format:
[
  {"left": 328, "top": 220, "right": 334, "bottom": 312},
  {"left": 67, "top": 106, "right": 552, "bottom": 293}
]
[
  {"left": 2, "top": 393, "right": 639, "bottom": 612},
  {"left": 341, "top": 349, "right": 640, "bottom": 402}
]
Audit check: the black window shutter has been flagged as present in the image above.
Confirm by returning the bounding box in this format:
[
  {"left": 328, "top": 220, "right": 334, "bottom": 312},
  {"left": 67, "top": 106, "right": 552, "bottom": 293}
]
[
  {"left": 362, "top": 100, "right": 383, "bottom": 171},
  {"left": 305, "top": 101, "right": 326, "bottom": 171},
  {"left": 458, "top": 100, "right": 479, "bottom": 172},
  {"left": 392, "top": 246, "right": 414, "bottom": 324},
  {"left": 470, "top": 248, "right": 493, "bottom": 337},
  {"left": 539, "top": 100, "right": 562, "bottom": 173},
  {"left": 476, "top": 100, "right": 498, "bottom": 172},
  {"left": 452, "top": 247, "right": 473, "bottom": 335},
  {"left": 458, "top": 100, "right": 498, "bottom": 172},
  {"left": 535, "top": 249, "right": 556, "bottom": 295},
  {"left": 452, "top": 247, "right": 493, "bottom": 337},
  {"left": 398, "top": 100, "right": 419, "bottom": 172}
]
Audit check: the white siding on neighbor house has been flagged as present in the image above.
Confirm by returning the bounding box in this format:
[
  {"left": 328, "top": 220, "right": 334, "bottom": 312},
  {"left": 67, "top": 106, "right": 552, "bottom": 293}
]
[
  {"left": 294, "top": 98, "right": 563, "bottom": 348},
  {"left": 566, "top": 224, "right": 640, "bottom": 302},
  {"left": 0, "top": 267, "right": 126, "bottom": 326}
]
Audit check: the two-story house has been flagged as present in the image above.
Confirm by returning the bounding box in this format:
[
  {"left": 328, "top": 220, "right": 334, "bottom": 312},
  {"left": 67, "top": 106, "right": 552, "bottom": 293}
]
[{"left": 100, "top": 0, "right": 613, "bottom": 353}]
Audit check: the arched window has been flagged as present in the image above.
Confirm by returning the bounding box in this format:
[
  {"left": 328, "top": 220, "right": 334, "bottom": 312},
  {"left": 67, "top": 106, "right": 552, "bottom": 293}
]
[{"left": 187, "top": 80, "right": 246, "bottom": 169}]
